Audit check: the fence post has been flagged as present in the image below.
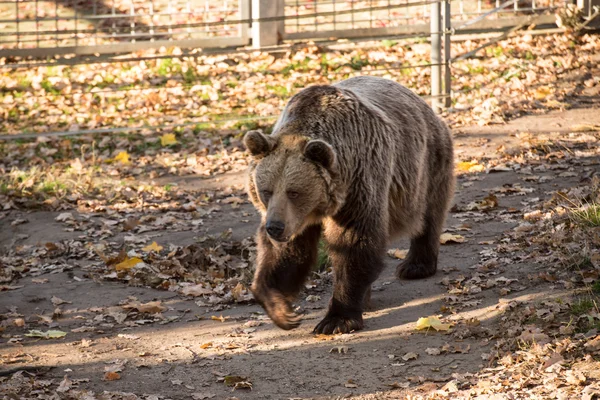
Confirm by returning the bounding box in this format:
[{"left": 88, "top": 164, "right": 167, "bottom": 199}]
[
  {"left": 443, "top": 0, "right": 452, "bottom": 108},
  {"left": 252, "top": 0, "right": 285, "bottom": 48},
  {"left": 430, "top": 1, "right": 442, "bottom": 113}
]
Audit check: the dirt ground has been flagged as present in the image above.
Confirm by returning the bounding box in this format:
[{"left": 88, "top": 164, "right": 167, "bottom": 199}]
[{"left": 1, "top": 103, "right": 599, "bottom": 399}]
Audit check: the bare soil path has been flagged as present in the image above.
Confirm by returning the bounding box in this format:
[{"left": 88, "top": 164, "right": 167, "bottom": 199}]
[{"left": 1, "top": 105, "right": 600, "bottom": 399}]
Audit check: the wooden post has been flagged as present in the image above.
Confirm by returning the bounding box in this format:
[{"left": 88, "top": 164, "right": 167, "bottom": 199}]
[{"left": 252, "top": 0, "right": 285, "bottom": 48}]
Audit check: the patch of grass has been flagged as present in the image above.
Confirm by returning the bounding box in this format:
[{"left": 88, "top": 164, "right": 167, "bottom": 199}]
[
  {"left": 570, "top": 203, "right": 600, "bottom": 227},
  {"left": 592, "top": 281, "right": 600, "bottom": 295},
  {"left": 40, "top": 80, "right": 60, "bottom": 95},
  {"left": 348, "top": 55, "right": 369, "bottom": 70},
  {"left": 524, "top": 50, "right": 535, "bottom": 61},
  {"left": 40, "top": 180, "right": 67, "bottom": 195},
  {"left": 266, "top": 84, "right": 289, "bottom": 98},
  {"left": 156, "top": 58, "right": 181, "bottom": 76},
  {"left": 570, "top": 298, "right": 595, "bottom": 316},
  {"left": 563, "top": 253, "right": 594, "bottom": 271},
  {"left": 381, "top": 39, "right": 398, "bottom": 48},
  {"left": 281, "top": 57, "right": 312, "bottom": 76},
  {"left": 182, "top": 67, "right": 197, "bottom": 84}
]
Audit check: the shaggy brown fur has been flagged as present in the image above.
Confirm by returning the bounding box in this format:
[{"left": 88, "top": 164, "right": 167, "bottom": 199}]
[{"left": 244, "top": 76, "right": 455, "bottom": 334}]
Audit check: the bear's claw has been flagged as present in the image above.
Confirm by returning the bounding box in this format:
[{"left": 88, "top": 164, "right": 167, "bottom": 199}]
[
  {"left": 313, "top": 314, "right": 363, "bottom": 335},
  {"left": 255, "top": 289, "right": 303, "bottom": 330},
  {"left": 271, "top": 310, "right": 302, "bottom": 330}
]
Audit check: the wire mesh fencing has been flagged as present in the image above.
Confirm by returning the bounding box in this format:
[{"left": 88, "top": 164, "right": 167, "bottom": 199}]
[
  {"left": 0, "top": 0, "right": 565, "bottom": 58},
  {"left": 0, "top": 0, "right": 250, "bottom": 57}
]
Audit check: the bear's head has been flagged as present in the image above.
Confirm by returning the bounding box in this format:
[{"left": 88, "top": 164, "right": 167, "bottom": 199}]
[{"left": 244, "top": 129, "right": 341, "bottom": 244}]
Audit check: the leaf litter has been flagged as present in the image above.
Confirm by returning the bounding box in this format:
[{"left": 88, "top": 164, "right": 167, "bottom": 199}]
[{"left": 0, "top": 27, "right": 599, "bottom": 400}]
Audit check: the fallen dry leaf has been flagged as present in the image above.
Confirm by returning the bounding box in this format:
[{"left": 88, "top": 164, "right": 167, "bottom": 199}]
[
  {"left": 416, "top": 316, "right": 452, "bottom": 331},
  {"left": 122, "top": 301, "right": 165, "bottom": 314},
  {"left": 457, "top": 160, "right": 485, "bottom": 173},
  {"left": 345, "top": 379, "right": 359, "bottom": 388},
  {"left": 181, "top": 284, "right": 213, "bottom": 297},
  {"left": 160, "top": 133, "right": 178, "bottom": 146},
  {"left": 103, "top": 371, "right": 121, "bottom": 381},
  {"left": 387, "top": 248, "right": 409, "bottom": 259},
  {"left": 329, "top": 346, "right": 349, "bottom": 354},
  {"left": 223, "top": 375, "right": 252, "bottom": 390},
  {"left": 25, "top": 329, "right": 67, "bottom": 339},
  {"left": 440, "top": 233, "right": 466, "bottom": 244},
  {"left": 142, "top": 241, "right": 164, "bottom": 252},
  {"left": 114, "top": 256, "right": 144, "bottom": 271},
  {"left": 113, "top": 151, "right": 131, "bottom": 164}
]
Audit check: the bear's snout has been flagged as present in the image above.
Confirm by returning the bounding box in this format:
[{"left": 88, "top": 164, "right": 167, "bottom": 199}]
[{"left": 266, "top": 220, "right": 287, "bottom": 242}]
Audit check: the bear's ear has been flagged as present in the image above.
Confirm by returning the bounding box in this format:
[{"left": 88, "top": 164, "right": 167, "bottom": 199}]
[
  {"left": 244, "top": 130, "right": 273, "bottom": 157},
  {"left": 304, "top": 140, "right": 336, "bottom": 170}
]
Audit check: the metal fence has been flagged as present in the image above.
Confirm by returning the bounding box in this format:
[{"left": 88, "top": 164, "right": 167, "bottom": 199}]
[
  {"left": 0, "top": 0, "right": 250, "bottom": 57},
  {"left": 0, "top": 0, "right": 563, "bottom": 58}
]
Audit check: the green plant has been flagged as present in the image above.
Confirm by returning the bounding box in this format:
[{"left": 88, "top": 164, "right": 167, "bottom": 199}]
[
  {"left": 315, "top": 239, "right": 331, "bottom": 271},
  {"left": 381, "top": 39, "right": 398, "bottom": 48},
  {"left": 570, "top": 203, "right": 600, "bottom": 227},
  {"left": 570, "top": 298, "right": 595, "bottom": 316}
]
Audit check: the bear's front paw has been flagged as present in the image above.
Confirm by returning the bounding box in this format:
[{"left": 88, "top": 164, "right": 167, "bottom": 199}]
[
  {"left": 396, "top": 259, "right": 436, "bottom": 280},
  {"left": 313, "top": 313, "right": 363, "bottom": 335},
  {"left": 253, "top": 288, "right": 302, "bottom": 330}
]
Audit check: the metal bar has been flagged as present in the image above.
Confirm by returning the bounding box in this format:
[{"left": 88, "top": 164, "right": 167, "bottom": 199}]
[
  {"left": 443, "top": 0, "right": 451, "bottom": 108},
  {"left": 112, "top": 0, "right": 116, "bottom": 38},
  {"left": 0, "top": 116, "right": 279, "bottom": 141},
  {"left": 0, "top": 37, "right": 251, "bottom": 58},
  {"left": 430, "top": 0, "right": 441, "bottom": 113},
  {"left": 150, "top": 1, "right": 155, "bottom": 42},
  {"left": 451, "top": 20, "right": 531, "bottom": 61},
  {"left": 314, "top": 0, "right": 317, "bottom": 32},
  {"left": 35, "top": 0, "right": 39, "bottom": 47},
  {"left": 0, "top": 1, "right": 443, "bottom": 26},
  {"left": 284, "top": 23, "right": 430, "bottom": 40},
  {"left": 130, "top": 1, "right": 135, "bottom": 43},
  {"left": 15, "top": 0, "right": 19, "bottom": 47},
  {"left": 454, "top": 0, "right": 517, "bottom": 31},
  {"left": 75, "top": 0, "right": 79, "bottom": 48},
  {"left": 55, "top": 0, "right": 58, "bottom": 46},
  {"left": 239, "top": 0, "right": 250, "bottom": 40}
]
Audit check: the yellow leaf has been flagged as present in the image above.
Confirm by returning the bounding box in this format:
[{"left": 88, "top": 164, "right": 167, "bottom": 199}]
[
  {"left": 160, "top": 133, "right": 178, "bottom": 146},
  {"left": 211, "top": 315, "right": 227, "bottom": 322},
  {"left": 456, "top": 161, "right": 484, "bottom": 173},
  {"left": 113, "top": 151, "right": 130, "bottom": 164},
  {"left": 142, "top": 241, "right": 163, "bottom": 252},
  {"left": 416, "top": 316, "right": 451, "bottom": 331},
  {"left": 534, "top": 86, "right": 551, "bottom": 100},
  {"left": 114, "top": 256, "right": 143, "bottom": 271},
  {"left": 200, "top": 342, "right": 213, "bottom": 349},
  {"left": 440, "top": 233, "right": 466, "bottom": 244}
]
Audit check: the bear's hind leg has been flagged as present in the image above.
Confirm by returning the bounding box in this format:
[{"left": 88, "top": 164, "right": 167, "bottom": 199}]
[
  {"left": 396, "top": 217, "right": 439, "bottom": 280},
  {"left": 397, "top": 170, "right": 453, "bottom": 280}
]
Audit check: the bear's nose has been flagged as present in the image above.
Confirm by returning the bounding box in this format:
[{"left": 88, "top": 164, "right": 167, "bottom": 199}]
[{"left": 266, "top": 220, "right": 286, "bottom": 240}]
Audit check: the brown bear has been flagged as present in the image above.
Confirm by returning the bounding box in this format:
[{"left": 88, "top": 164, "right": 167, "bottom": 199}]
[{"left": 244, "top": 76, "right": 454, "bottom": 334}]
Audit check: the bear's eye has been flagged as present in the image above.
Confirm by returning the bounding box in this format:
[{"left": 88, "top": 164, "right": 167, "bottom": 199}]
[
  {"left": 261, "top": 190, "right": 273, "bottom": 201},
  {"left": 287, "top": 190, "right": 299, "bottom": 199}
]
